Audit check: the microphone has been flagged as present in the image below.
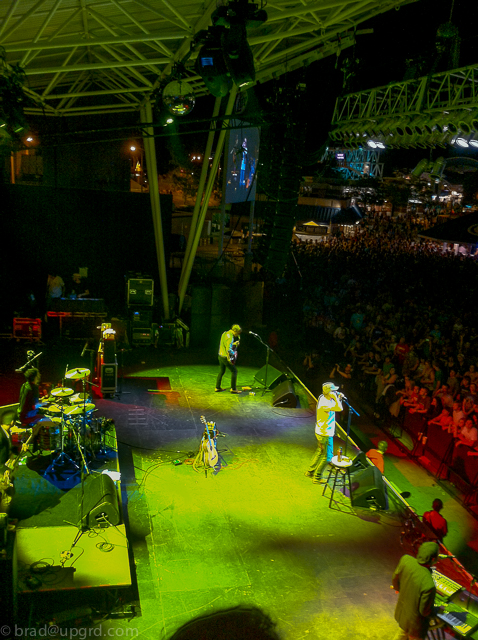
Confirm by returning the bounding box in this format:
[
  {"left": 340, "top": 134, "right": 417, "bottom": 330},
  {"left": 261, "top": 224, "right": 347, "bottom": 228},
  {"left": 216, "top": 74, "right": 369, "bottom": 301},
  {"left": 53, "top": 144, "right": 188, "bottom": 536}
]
[
  {"left": 338, "top": 392, "right": 347, "bottom": 400},
  {"left": 438, "top": 554, "right": 456, "bottom": 559},
  {"left": 249, "top": 331, "right": 258, "bottom": 336}
]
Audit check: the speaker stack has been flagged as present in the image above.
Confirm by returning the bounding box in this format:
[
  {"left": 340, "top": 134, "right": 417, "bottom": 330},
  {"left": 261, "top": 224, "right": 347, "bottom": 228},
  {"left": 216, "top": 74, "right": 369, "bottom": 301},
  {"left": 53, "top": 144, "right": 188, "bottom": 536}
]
[{"left": 126, "top": 278, "right": 154, "bottom": 346}]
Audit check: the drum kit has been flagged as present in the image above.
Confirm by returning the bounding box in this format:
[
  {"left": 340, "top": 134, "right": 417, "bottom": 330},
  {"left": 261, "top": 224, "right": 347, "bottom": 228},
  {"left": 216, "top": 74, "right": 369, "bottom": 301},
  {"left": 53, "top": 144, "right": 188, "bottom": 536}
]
[{"left": 33, "top": 367, "right": 113, "bottom": 468}]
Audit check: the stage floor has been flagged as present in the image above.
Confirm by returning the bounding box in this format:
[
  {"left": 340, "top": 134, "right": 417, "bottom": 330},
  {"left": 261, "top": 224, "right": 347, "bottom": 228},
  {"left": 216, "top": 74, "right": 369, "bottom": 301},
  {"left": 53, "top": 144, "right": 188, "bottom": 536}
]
[{"left": 2, "top": 340, "right": 477, "bottom": 639}]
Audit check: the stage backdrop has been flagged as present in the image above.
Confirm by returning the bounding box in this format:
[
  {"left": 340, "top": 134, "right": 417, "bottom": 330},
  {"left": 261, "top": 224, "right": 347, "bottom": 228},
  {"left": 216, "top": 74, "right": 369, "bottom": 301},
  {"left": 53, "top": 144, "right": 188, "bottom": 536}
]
[{"left": 1, "top": 184, "right": 172, "bottom": 320}]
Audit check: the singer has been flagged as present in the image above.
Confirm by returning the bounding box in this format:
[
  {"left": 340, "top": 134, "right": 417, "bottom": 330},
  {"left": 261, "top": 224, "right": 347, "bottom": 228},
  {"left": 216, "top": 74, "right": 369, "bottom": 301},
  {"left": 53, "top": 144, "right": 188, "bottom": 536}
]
[
  {"left": 215, "top": 324, "right": 242, "bottom": 394},
  {"left": 305, "top": 381, "right": 343, "bottom": 484}
]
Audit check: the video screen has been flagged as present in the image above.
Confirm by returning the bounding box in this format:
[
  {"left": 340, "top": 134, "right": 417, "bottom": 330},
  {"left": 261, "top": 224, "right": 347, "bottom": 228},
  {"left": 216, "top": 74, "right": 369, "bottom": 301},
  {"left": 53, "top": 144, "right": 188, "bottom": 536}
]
[{"left": 225, "top": 120, "right": 260, "bottom": 204}]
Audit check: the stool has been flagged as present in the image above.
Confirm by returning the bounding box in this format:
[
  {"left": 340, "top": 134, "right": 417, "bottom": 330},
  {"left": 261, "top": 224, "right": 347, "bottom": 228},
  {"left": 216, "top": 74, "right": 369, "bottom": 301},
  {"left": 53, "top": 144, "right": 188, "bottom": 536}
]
[
  {"left": 427, "top": 619, "right": 445, "bottom": 639},
  {"left": 322, "top": 455, "right": 353, "bottom": 508}
]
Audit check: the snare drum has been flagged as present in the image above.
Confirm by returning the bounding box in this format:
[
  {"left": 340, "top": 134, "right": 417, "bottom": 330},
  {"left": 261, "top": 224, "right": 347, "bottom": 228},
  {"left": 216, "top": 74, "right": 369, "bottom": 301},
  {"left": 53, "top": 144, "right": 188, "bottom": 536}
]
[{"left": 36, "top": 417, "right": 60, "bottom": 451}]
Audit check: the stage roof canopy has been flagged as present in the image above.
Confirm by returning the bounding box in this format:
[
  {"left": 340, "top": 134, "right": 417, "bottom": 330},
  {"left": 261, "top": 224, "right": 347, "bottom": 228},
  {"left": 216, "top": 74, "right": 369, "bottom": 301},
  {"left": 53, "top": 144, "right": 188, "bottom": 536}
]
[
  {"left": 0, "top": 0, "right": 418, "bottom": 118},
  {"left": 418, "top": 212, "right": 478, "bottom": 246}
]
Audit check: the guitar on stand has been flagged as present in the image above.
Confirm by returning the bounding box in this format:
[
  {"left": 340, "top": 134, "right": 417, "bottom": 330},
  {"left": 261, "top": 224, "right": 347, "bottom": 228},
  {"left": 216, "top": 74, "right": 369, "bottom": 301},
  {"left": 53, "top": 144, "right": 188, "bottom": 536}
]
[{"left": 193, "top": 416, "right": 227, "bottom": 476}]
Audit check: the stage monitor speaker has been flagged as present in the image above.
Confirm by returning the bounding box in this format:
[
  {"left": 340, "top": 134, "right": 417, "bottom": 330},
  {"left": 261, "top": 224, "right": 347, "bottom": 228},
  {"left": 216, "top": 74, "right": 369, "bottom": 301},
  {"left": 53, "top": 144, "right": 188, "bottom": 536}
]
[
  {"left": 0, "top": 404, "right": 19, "bottom": 426},
  {"left": 254, "top": 365, "right": 285, "bottom": 389},
  {"left": 350, "top": 466, "right": 387, "bottom": 510},
  {"left": 272, "top": 380, "right": 297, "bottom": 408},
  {"left": 78, "top": 473, "right": 120, "bottom": 529},
  {"left": 350, "top": 450, "right": 368, "bottom": 472}
]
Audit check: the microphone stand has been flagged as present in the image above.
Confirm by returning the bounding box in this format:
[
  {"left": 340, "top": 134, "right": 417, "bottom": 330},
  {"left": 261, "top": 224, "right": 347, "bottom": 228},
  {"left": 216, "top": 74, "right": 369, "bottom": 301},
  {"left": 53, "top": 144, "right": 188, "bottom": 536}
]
[
  {"left": 249, "top": 332, "right": 274, "bottom": 397},
  {"left": 339, "top": 395, "right": 360, "bottom": 458}
]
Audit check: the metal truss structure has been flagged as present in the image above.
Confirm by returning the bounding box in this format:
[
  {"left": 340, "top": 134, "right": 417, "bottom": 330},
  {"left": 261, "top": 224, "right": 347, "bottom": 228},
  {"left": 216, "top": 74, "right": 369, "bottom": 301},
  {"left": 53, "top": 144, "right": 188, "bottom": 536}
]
[
  {"left": 0, "top": 0, "right": 418, "bottom": 117},
  {"left": 324, "top": 146, "right": 383, "bottom": 180},
  {"left": 329, "top": 62, "right": 478, "bottom": 149}
]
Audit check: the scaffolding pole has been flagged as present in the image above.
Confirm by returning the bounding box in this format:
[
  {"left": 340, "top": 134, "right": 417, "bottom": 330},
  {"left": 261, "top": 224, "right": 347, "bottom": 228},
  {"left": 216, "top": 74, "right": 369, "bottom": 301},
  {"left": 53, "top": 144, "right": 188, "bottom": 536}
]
[
  {"left": 141, "top": 98, "right": 170, "bottom": 320},
  {"left": 178, "top": 86, "right": 237, "bottom": 314}
]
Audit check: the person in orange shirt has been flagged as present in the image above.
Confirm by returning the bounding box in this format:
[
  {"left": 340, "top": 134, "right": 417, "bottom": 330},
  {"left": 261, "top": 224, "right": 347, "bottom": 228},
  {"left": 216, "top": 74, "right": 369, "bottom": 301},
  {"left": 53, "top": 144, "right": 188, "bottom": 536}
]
[{"left": 366, "top": 440, "right": 388, "bottom": 474}]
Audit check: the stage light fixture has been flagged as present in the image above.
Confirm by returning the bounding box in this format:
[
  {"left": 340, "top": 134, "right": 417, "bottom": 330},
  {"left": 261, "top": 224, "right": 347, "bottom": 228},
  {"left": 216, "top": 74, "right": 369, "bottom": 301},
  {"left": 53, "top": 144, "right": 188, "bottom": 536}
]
[
  {"left": 366, "top": 139, "right": 377, "bottom": 148},
  {"left": 455, "top": 137, "right": 469, "bottom": 148},
  {"left": 222, "top": 23, "right": 256, "bottom": 88},
  {"left": 410, "top": 158, "right": 431, "bottom": 178},
  {"left": 468, "top": 138, "right": 478, "bottom": 148},
  {"left": 430, "top": 156, "right": 446, "bottom": 182},
  {"left": 196, "top": 39, "right": 233, "bottom": 97},
  {"left": 162, "top": 79, "right": 195, "bottom": 116},
  {"left": 413, "top": 116, "right": 434, "bottom": 136}
]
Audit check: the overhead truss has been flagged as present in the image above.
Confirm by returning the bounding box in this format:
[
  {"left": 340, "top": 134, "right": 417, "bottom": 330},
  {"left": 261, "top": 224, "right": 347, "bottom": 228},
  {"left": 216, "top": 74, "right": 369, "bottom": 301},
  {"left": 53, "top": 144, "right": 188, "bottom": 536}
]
[
  {"left": 0, "top": 0, "right": 419, "bottom": 117},
  {"left": 330, "top": 62, "right": 478, "bottom": 149}
]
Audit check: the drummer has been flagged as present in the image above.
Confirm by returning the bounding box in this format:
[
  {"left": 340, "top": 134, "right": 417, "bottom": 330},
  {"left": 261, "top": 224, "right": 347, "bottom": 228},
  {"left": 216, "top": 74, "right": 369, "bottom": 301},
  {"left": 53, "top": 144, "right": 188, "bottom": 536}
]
[{"left": 16, "top": 368, "right": 45, "bottom": 427}]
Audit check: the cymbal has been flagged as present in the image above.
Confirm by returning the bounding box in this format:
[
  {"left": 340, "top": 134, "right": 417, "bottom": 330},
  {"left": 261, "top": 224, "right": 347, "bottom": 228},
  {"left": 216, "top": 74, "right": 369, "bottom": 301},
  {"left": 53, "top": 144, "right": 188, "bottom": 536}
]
[
  {"left": 45, "top": 404, "right": 62, "bottom": 414},
  {"left": 64, "top": 403, "right": 95, "bottom": 416},
  {"left": 11, "top": 426, "right": 28, "bottom": 434},
  {"left": 51, "top": 387, "right": 74, "bottom": 398},
  {"left": 65, "top": 368, "right": 90, "bottom": 380},
  {"left": 70, "top": 392, "right": 91, "bottom": 404}
]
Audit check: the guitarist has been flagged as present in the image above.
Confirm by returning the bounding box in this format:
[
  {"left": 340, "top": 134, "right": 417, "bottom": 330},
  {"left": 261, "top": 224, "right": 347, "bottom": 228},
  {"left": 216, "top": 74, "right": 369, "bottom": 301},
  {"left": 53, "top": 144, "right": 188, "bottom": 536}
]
[
  {"left": 1, "top": 412, "right": 40, "bottom": 516},
  {"left": 215, "top": 324, "right": 242, "bottom": 394}
]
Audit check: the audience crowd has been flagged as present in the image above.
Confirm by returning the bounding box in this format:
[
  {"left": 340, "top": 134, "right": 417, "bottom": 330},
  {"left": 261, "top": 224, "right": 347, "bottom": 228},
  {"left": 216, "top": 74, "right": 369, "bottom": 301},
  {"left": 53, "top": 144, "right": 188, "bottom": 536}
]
[{"left": 288, "top": 213, "right": 478, "bottom": 488}]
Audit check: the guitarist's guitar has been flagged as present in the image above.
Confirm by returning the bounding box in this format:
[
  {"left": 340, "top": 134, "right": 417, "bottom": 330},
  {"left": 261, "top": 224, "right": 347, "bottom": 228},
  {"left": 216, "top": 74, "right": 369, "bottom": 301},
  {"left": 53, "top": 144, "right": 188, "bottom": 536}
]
[
  {"left": 0, "top": 429, "right": 34, "bottom": 493},
  {"left": 200, "top": 416, "right": 218, "bottom": 468},
  {"left": 229, "top": 339, "right": 240, "bottom": 365}
]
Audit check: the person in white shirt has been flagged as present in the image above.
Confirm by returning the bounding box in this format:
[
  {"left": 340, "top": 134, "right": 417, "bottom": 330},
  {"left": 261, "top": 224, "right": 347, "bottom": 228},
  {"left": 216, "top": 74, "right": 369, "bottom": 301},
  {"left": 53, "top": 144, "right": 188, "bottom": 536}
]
[{"left": 305, "top": 381, "right": 343, "bottom": 484}]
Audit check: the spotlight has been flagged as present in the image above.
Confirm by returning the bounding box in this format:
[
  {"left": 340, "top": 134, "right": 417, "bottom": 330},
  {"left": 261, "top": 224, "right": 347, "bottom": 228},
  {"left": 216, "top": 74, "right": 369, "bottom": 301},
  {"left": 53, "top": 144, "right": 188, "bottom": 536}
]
[
  {"left": 430, "top": 156, "right": 446, "bottom": 182},
  {"left": 162, "top": 79, "right": 195, "bottom": 116},
  {"left": 222, "top": 23, "right": 255, "bottom": 88},
  {"left": 455, "top": 137, "right": 469, "bottom": 148},
  {"left": 410, "top": 158, "right": 430, "bottom": 178},
  {"left": 469, "top": 138, "right": 478, "bottom": 148},
  {"left": 196, "top": 39, "right": 233, "bottom": 97},
  {"left": 366, "top": 139, "right": 377, "bottom": 148}
]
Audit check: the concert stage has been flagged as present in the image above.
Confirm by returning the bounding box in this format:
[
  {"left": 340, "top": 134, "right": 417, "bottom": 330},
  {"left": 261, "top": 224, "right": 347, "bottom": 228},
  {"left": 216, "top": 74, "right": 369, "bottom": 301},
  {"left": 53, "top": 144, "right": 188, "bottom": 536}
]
[{"left": 1, "top": 340, "right": 478, "bottom": 639}]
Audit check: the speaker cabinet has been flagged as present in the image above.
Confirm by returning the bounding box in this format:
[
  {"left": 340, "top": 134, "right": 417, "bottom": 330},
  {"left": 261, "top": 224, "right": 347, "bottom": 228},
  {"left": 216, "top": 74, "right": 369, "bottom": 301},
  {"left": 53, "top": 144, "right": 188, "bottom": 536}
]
[
  {"left": 78, "top": 473, "right": 120, "bottom": 529},
  {"left": 127, "top": 278, "right": 154, "bottom": 306},
  {"left": 350, "top": 466, "right": 387, "bottom": 510},
  {"left": 350, "top": 450, "right": 368, "bottom": 472},
  {"left": 254, "top": 365, "right": 285, "bottom": 389},
  {"left": 272, "top": 380, "right": 297, "bottom": 408}
]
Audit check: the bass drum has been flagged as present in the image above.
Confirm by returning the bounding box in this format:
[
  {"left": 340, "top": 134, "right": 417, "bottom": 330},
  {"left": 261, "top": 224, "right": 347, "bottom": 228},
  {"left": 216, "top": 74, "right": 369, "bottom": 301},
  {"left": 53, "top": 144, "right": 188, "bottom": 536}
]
[{"left": 36, "top": 417, "right": 61, "bottom": 451}]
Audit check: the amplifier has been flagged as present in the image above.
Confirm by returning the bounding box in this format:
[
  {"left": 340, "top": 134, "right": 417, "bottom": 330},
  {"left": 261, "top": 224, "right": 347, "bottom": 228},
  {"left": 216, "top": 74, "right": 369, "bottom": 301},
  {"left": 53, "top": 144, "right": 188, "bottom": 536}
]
[
  {"left": 13, "top": 318, "right": 42, "bottom": 341},
  {"left": 127, "top": 279, "right": 154, "bottom": 306},
  {"left": 100, "top": 363, "right": 117, "bottom": 394},
  {"left": 132, "top": 328, "right": 152, "bottom": 345},
  {"left": 130, "top": 309, "right": 152, "bottom": 327}
]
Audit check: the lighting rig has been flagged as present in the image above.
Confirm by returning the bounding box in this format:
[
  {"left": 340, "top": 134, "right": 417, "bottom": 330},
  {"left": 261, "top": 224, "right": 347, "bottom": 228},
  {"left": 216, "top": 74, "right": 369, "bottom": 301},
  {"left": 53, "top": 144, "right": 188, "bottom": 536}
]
[{"left": 195, "top": 0, "right": 267, "bottom": 97}]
